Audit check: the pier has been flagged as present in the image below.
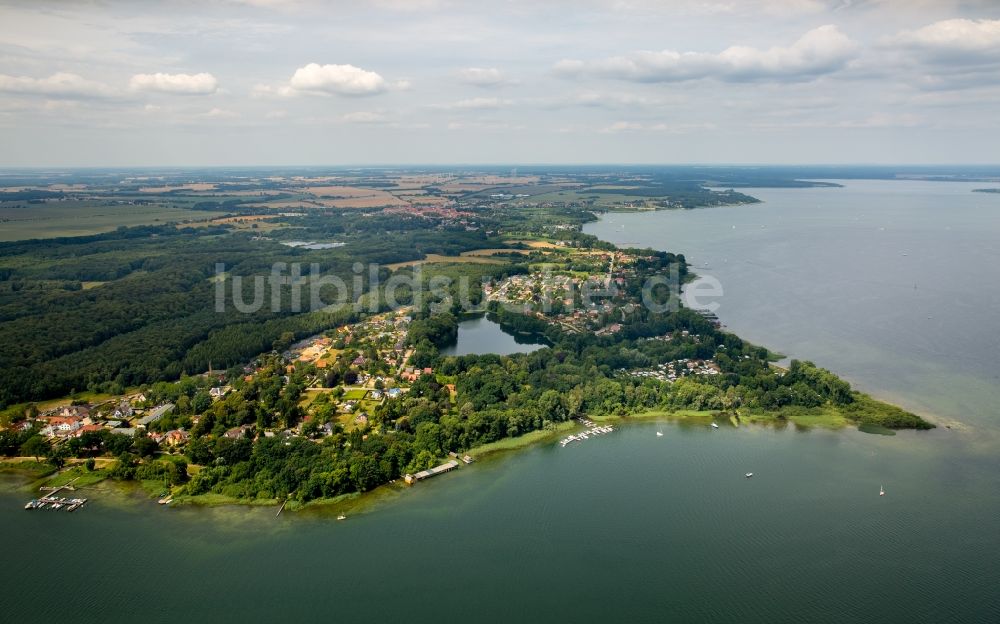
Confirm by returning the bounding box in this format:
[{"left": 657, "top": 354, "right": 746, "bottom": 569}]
[
  {"left": 404, "top": 459, "right": 460, "bottom": 484},
  {"left": 25, "top": 495, "right": 88, "bottom": 511},
  {"left": 24, "top": 477, "right": 88, "bottom": 512},
  {"left": 559, "top": 418, "right": 615, "bottom": 448}
]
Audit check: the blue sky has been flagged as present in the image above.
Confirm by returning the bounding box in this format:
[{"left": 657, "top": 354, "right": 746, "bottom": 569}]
[{"left": 1, "top": 0, "right": 999, "bottom": 166}]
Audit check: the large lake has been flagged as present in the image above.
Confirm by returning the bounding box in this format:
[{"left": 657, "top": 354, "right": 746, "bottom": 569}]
[
  {"left": 586, "top": 180, "right": 1000, "bottom": 435},
  {"left": 3, "top": 180, "right": 999, "bottom": 623}
]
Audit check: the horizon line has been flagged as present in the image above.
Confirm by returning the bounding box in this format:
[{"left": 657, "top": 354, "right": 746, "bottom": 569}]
[{"left": 2, "top": 163, "right": 1000, "bottom": 171}]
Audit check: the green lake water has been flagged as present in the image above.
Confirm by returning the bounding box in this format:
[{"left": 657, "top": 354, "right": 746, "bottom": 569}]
[
  {"left": 2, "top": 179, "right": 999, "bottom": 623},
  {"left": 439, "top": 313, "right": 548, "bottom": 356}
]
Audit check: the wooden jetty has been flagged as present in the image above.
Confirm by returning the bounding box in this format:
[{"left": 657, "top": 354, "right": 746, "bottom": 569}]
[
  {"left": 404, "top": 460, "right": 460, "bottom": 485},
  {"left": 24, "top": 477, "right": 88, "bottom": 512}
]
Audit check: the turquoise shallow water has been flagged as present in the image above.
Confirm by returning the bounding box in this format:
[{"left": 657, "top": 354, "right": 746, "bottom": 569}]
[{"left": 2, "top": 179, "right": 999, "bottom": 623}]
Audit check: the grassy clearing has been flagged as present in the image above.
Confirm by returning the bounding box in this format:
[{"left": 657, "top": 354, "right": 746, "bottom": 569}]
[
  {"left": 466, "top": 420, "right": 576, "bottom": 457},
  {"left": 1, "top": 389, "right": 127, "bottom": 423},
  {"left": 0, "top": 459, "right": 55, "bottom": 478},
  {"left": 42, "top": 465, "right": 110, "bottom": 488},
  {"left": 342, "top": 388, "right": 368, "bottom": 400}
]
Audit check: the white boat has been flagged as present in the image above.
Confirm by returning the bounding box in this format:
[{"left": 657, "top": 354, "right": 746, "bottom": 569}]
[
  {"left": 337, "top": 515, "right": 347, "bottom": 520},
  {"left": 711, "top": 423, "right": 719, "bottom": 429},
  {"left": 879, "top": 485, "right": 885, "bottom": 497},
  {"left": 656, "top": 431, "right": 663, "bottom": 437},
  {"left": 745, "top": 472, "right": 753, "bottom": 478}
]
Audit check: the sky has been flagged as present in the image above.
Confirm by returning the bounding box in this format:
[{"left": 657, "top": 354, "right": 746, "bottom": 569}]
[{"left": 1, "top": 0, "right": 999, "bottom": 166}]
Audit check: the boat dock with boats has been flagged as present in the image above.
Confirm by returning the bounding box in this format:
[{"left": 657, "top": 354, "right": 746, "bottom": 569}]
[
  {"left": 560, "top": 418, "right": 615, "bottom": 448},
  {"left": 25, "top": 495, "right": 88, "bottom": 511},
  {"left": 23, "top": 477, "right": 88, "bottom": 512}
]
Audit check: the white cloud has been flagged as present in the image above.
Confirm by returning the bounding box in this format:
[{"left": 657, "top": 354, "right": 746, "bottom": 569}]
[
  {"left": 444, "top": 97, "right": 510, "bottom": 110},
  {"left": 0, "top": 72, "right": 117, "bottom": 99},
  {"left": 252, "top": 83, "right": 296, "bottom": 98},
  {"left": 890, "top": 19, "right": 1000, "bottom": 64},
  {"left": 288, "top": 63, "right": 387, "bottom": 95},
  {"left": 130, "top": 72, "right": 219, "bottom": 95},
  {"left": 556, "top": 25, "right": 859, "bottom": 83},
  {"left": 457, "top": 67, "right": 509, "bottom": 87}
]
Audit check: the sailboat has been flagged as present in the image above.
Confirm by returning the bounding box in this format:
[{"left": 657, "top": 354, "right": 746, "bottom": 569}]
[
  {"left": 879, "top": 484, "right": 885, "bottom": 497},
  {"left": 656, "top": 431, "right": 663, "bottom": 437}
]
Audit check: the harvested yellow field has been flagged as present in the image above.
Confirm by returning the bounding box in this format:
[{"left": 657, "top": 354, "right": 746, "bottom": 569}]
[
  {"left": 323, "top": 195, "right": 409, "bottom": 209},
  {"left": 301, "top": 185, "right": 383, "bottom": 198},
  {"left": 245, "top": 200, "right": 324, "bottom": 209}
]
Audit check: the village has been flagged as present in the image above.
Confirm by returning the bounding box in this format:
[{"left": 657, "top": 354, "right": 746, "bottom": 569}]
[
  {"left": 18, "top": 308, "right": 422, "bottom": 440},
  {"left": 10, "top": 305, "right": 483, "bottom": 492},
  {"left": 621, "top": 358, "right": 722, "bottom": 383},
  {"left": 484, "top": 249, "right": 646, "bottom": 335}
]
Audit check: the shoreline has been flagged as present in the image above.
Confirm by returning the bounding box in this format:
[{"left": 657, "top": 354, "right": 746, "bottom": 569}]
[
  {"left": 3, "top": 404, "right": 924, "bottom": 517},
  {"left": 5, "top": 202, "right": 939, "bottom": 517},
  {"left": 584, "top": 208, "right": 945, "bottom": 429}
]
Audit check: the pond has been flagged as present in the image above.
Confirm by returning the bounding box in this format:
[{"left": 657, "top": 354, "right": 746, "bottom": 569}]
[{"left": 439, "top": 314, "right": 549, "bottom": 356}]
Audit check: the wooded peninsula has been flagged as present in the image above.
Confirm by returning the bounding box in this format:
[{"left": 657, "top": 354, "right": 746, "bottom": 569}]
[{"left": 0, "top": 167, "right": 932, "bottom": 509}]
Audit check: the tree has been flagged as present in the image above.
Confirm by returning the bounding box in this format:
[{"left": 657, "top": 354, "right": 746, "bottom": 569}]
[
  {"left": 105, "top": 433, "right": 134, "bottom": 456},
  {"left": 273, "top": 331, "right": 296, "bottom": 352},
  {"left": 20, "top": 435, "right": 49, "bottom": 461},
  {"left": 135, "top": 436, "right": 159, "bottom": 458},
  {"left": 191, "top": 391, "right": 212, "bottom": 414},
  {"left": 45, "top": 443, "right": 68, "bottom": 468}
]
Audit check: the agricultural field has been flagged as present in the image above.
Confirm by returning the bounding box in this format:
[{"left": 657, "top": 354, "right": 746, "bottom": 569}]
[{"left": 0, "top": 201, "right": 224, "bottom": 241}]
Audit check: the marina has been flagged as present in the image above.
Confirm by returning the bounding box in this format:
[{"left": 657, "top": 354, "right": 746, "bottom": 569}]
[
  {"left": 23, "top": 478, "right": 87, "bottom": 512},
  {"left": 559, "top": 418, "right": 615, "bottom": 448},
  {"left": 25, "top": 496, "right": 88, "bottom": 512}
]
